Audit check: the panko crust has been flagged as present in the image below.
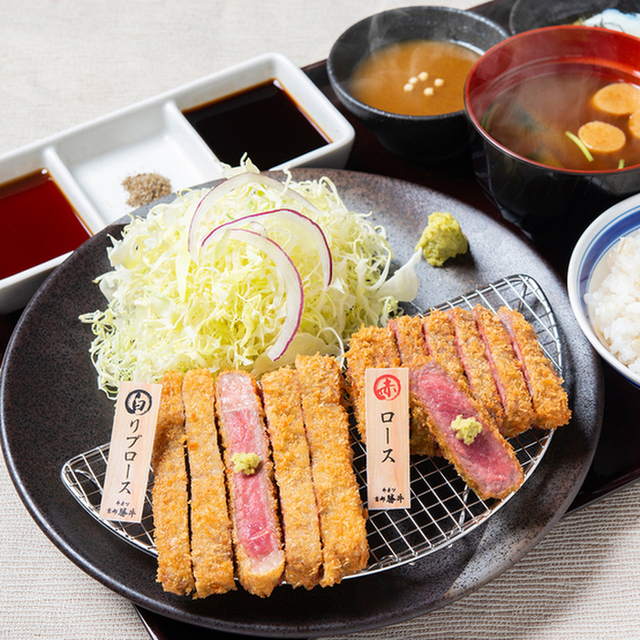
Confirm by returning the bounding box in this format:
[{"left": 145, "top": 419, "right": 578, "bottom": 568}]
[
  {"left": 261, "top": 367, "right": 323, "bottom": 589},
  {"left": 295, "top": 354, "right": 369, "bottom": 586},
  {"left": 498, "top": 307, "right": 571, "bottom": 429},
  {"left": 152, "top": 371, "right": 195, "bottom": 596},
  {"left": 183, "top": 369, "right": 236, "bottom": 597}
]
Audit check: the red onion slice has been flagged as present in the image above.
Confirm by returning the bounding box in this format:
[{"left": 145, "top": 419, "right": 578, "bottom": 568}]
[
  {"left": 188, "top": 172, "right": 320, "bottom": 256},
  {"left": 202, "top": 227, "right": 303, "bottom": 361},
  {"left": 200, "top": 208, "right": 332, "bottom": 288}
]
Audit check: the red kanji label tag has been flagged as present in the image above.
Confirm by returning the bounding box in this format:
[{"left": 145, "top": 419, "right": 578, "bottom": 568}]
[{"left": 365, "top": 368, "right": 410, "bottom": 510}]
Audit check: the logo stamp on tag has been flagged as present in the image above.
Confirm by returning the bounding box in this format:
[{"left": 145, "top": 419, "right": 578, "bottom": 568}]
[
  {"left": 99, "top": 381, "right": 162, "bottom": 523},
  {"left": 124, "top": 389, "right": 154, "bottom": 415},
  {"left": 365, "top": 367, "right": 410, "bottom": 510}
]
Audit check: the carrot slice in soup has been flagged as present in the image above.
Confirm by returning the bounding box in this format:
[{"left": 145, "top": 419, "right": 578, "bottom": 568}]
[
  {"left": 629, "top": 110, "right": 640, "bottom": 139},
  {"left": 592, "top": 83, "right": 640, "bottom": 116},
  {"left": 578, "top": 121, "right": 626, "bottom": 153}
]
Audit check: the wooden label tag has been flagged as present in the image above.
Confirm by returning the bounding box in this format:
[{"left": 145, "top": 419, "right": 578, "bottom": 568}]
[
  {"left": 99, "top": 381, "right": 162, "bottom": 523},
  {"left": 365, "top": 367, "right": 410, "bottom": 510}
]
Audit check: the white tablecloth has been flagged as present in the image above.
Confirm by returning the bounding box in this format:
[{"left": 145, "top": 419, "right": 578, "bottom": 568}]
[{"left": 2, "top": 1, "right": 640, "bottom": 638}]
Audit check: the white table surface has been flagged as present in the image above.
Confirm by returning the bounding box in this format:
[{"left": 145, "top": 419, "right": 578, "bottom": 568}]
[{"left": 2, "top": 1, "right": 640, "bottom": 638}]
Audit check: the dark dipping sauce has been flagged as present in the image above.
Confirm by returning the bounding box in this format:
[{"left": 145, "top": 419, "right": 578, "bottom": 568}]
[
  {"left": 0, "top": 169, "right": 90, "bottom": 281},
  {"left": 183, "top": 79, "right": 330, "bottom": 169}
]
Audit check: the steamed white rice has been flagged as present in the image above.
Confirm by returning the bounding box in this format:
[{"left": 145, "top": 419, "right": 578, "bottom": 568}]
[{"left": 585, "top": 228, "right": 640, "bottom": 375}]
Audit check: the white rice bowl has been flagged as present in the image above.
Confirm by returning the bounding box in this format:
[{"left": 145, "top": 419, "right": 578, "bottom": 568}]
[
  {"left": 585, "top": 229, "right": 640, "bottom": 376},
  {"left": 568, "top": 192, "right": 640, "bottom": 390}
]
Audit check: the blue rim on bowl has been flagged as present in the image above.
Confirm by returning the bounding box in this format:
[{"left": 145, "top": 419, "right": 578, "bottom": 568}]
[{"left": 567, "top": 192, "right": 640, "bottom": 388}]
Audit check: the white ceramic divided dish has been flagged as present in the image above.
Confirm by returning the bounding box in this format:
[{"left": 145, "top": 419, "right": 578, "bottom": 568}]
[
  {"left": 0, "top": 146, "right": 107, "bottom": 314},
  {"left": 567, "top": 193, "right": 640, "bottom": 389},
  {"left": 174, "top": 53, "right": 355, "bottom": 171},
  {"left": 0, "top": 52, "right": 355, "bottom": 314}
]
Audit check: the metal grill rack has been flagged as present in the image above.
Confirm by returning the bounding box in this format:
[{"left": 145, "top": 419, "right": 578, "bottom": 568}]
[
  {"left": 61, "top": 274, "right": 561, "bottom": 577},
  {"left": 357, "top": 414, "right": 551, "bottom": 575}
]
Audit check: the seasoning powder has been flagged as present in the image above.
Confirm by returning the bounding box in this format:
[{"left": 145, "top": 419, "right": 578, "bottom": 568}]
[{"left": 122, "top": 173, "right": 171, "bottom": 208}]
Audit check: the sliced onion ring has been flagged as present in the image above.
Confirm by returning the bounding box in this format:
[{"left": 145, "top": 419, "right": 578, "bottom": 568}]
[
  {"left": 202, "top": 227, "right": 303, "bottom": 361},
  {"left": 200, "top": 208, "right": 333, "bottom": 288},
  {"left": 188, "top": 172, "right": 321, "bottom": 255}
]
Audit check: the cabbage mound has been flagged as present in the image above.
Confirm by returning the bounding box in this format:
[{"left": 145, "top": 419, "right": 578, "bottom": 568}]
[{"left": 80, "top": 165, "right": 418, "bottom": 397}]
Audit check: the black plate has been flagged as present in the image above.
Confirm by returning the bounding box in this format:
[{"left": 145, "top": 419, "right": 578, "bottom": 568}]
[{"left": 0, "top": 169, "right": 602, "bottom": 637}]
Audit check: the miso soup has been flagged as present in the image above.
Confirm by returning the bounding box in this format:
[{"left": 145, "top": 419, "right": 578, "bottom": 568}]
[
  {"left": 350, "top": 39, "right": 480, "bottom": 116},
  {"left": 483, "top": 70, "right": 640, "bottom": 171}
]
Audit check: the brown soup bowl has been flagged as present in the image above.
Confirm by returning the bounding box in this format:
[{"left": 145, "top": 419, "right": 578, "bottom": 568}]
[{"left": 327, "top": 6, "right": 508, "bottom": 166}]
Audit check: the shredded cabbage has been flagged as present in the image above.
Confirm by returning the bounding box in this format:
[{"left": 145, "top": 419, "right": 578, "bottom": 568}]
[{"left": 80, "top": 162, "right": 418, "bottom": 397}]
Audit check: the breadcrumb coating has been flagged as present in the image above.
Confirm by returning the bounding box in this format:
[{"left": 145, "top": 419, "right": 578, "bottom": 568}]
[
  {"left": 388, "top": 315, "right": 440, "bottom": 457},
  {"left": 473, "top": 305, "right": 535, "bottom": 437},
  {"left": 345, "top": 325, "right": 401, "bottom": 444},
  {"left": 498, "top": 307, "right": 571, "bottom": 429},
  {"left": 183, "top": 369, "right": 235, "bottom": 597},
  {"left": 152, "top": 371, "right": 195, "bottom": 596},
  {"left": 295, "top": 354, "right": 369, "bottom": 587},
  {"left": 261, "top": 367, "right": 323, "bottom": 589}
]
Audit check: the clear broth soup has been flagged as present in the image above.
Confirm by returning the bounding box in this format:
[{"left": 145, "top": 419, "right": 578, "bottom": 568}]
[{"left": 484, "top": 69, "right": 640, "bottom": 171}]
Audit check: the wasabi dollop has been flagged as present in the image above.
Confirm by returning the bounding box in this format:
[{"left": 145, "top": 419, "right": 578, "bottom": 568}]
[
  {"left": 416, "top": 211, "right": 468, "bottom": 266},
  {"left": 232, "top": 452, "right": 261, "bottom": 475},
  {"left": 451, "top": 415, "right": 482, "bottom": 445}
]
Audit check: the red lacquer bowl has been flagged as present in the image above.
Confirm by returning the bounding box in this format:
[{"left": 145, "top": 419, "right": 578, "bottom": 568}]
[{"left": 465, "top": 25, "right": 640, "bottom": 260}]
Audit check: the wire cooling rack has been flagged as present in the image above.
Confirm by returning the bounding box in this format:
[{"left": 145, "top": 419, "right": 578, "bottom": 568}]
[{"left": 61, "top": 273, "right": 561, "bottom": 576}]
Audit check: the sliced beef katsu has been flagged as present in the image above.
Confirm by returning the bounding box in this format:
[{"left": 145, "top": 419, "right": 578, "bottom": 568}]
[
  {"left": 261, "top": 367, "right": 323, "bottom": 590},
  {"left": 498, "top": 307, "right": 571, "bottom": 429},
  {"left": 422, "top": 308, "right": 469, "bottom": 391},
  {"left": 345, "top": 324, "right": 401, "bottom": 444},
  {"left": 409, "top": 358, "right": 524, "bottom": 500},
  {"left": 295, "top": 354, "right": 369, "bottom": 587},
  {"left": 215, "top": 370, "right": 284, "bottom": 597},
  {"left": 182, "top": 369, "right": 235, "bottom": 597},
  {"left": 388, "top": 315, "right": 429, "bottom": 369},
  {"left": 447, "top": 307, "right": 506, "bottom": 432},
  {"left": 151, "top": 371, "right": 195, "bottom": 596},
  {"left": 473, "top": 305, "right": 535, "bottom": 437},
  {"left": 388, "top": 315, "right": 440, "bottom": 457}
]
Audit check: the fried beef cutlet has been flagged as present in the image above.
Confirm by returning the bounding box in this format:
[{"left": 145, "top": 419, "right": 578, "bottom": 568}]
[
  {"left": 261, "top": 367, "right": 323, "bottom": 590},
  {"left": 498, "top": 307, "right": 571, "bottom": 429},
  {"left": 473, "top": 305, "right": 536, "bottom": 437},
  {"left": 151, "top": 371, "right": 195, "bottom": 596},
  {"left": 447, "top": 307, "right": 507, "bottom": 434},
  {"left": 344, "top": 324, "right": 401, "bottom": 444},
  {"left": 409, "top": 358, "right": 524, "bottom": 500},
  {"left": 215, "top": 370, "right": 284, "bottom": 598},
  {"left": 182, "top": 369, "right": 235, "bottom": 597},
  {"left": 388, "top": 315, "right": 440, "bottom": 457},
  {"left": 422, "top": 308, "right": 469, "bottom": 391},
  {"left": 148, "top": 302, "right": 569, "bottom": 598},
  {"left": 295, "top": 354, "right": 369, "bottom": 587}
]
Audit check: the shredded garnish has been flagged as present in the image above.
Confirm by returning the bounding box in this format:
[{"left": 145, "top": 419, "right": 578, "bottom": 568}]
[
  {"left": 80, "top": 162, "right": 416, "bottom": 397},
  {"left": 565, "top": 130, "right": 594, "bottom": 162}
]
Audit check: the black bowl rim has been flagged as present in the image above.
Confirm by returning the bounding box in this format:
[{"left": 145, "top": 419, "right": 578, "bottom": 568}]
[
  {"left": 508, "top": 0, "right": 640, "bottom": 35},
  {"left": 326, "top": 5, "right": 509, "bottom": 123},
  {"left": 464, "top": 23, "right": 640, "bottom": 176}
]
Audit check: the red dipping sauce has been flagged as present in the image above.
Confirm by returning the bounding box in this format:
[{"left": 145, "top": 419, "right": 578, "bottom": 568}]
[{"left": 0, "top": 169, "right": 90, "bottom": 281}]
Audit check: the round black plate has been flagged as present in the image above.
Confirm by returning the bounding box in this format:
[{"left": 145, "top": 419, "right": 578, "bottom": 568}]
[{"left": 0, "top": 169, "right": 602, "bottom": 637}]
